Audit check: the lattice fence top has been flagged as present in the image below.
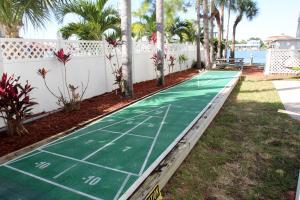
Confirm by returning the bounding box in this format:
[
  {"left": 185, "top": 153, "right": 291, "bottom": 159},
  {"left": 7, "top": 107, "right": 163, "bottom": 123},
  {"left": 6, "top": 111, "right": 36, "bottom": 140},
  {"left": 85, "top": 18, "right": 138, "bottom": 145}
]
[
  {"left": 64, "top": 40, "right": 104, "bottom": 57},
  {"left": 265, "top": 49, "right": 300, "bottom": 75},
  {"left": 0, "top": 39, "right": 58, "bottom": 62},
  {"left": 0, "top": 38, "right": 196, "bottom": 63}
]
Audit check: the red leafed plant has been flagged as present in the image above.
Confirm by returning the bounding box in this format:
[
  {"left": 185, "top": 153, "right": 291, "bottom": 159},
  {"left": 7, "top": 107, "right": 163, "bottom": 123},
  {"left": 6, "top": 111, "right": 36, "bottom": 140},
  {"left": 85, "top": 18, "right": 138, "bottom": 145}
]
[
  {"left": 54, "top": 48, "right": 71, "bottom": 65},
  {"left": 37, "top": 48, "right": 89, "bottom": 112},
  {"left": 105, "top": 37, "right": 125, "bottom": 96},
  {"left": 0, "top": 73, "right": 37, "bottom": 135},
  {"left": 168, "top": 55, "right": 176, "bottom": 74}
]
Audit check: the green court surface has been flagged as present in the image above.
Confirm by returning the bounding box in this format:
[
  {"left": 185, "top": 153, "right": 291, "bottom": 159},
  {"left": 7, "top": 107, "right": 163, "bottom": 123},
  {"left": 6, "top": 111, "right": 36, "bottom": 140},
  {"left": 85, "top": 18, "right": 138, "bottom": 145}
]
[{"left": 0, "top": 71, "right": 240, "bottom": 200}]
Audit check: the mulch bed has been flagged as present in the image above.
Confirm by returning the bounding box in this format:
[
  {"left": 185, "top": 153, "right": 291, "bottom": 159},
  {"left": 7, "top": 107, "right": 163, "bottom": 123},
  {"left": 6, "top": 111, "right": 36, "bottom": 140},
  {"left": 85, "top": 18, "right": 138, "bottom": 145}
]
[{"left": 0, "top": 69, "right": 199, "bottom": 157}]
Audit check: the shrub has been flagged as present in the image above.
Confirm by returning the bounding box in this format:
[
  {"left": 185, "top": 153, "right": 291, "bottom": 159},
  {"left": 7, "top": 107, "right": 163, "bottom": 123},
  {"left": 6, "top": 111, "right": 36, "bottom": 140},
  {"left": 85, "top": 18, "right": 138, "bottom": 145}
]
[
  {"left": 38, "top": 48, "right": 89, "bottom": 112},
  {"left": 167, "top": 55, "right": 176, "bottom": 75},
  {"left": 105, "top": 37, "right": 126, "bottom": 96},
  {"left": 0, "top": 73, "right": 37, "bottom": 135},
  {"left": 178, "top": 54, "right": 188, "bottom": 70}
]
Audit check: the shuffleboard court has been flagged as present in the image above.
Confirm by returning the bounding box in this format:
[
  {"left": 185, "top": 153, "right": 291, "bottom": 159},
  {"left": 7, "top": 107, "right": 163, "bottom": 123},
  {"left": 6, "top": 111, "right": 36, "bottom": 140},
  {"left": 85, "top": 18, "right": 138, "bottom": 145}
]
[{"left": 0, "top": 70, "right": 240, "bottom": 200}]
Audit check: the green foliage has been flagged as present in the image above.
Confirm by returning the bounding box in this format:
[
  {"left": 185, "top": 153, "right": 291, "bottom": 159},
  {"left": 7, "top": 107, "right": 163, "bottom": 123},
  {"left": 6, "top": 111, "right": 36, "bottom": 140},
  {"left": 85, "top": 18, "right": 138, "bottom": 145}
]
[
  {"left": 0, "top": 0, "right": 65, "bottom": 37},
  {"left": 178, "top": 54, "right": 188, "bottom": 70},
  {"left": 58, "top": 0, "right": 120, "bottom": 40},
  {"left": 0, "top": 73, "right": 37, "bottom": 135}
]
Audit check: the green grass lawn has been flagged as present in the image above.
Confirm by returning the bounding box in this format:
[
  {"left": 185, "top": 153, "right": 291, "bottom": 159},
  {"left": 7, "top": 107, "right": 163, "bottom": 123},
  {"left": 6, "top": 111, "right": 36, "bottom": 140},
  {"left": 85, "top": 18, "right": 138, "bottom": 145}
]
[{"left": 162, "top": 75, "right": 300, "bottom": 200}]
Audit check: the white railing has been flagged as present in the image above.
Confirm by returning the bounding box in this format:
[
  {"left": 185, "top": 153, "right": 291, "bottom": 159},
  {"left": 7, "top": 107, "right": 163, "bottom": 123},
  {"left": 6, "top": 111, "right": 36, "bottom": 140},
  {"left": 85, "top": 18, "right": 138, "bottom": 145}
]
[
  {"left": 0, "top": 38, "right": 200, "bottom": 125},
  {"left": 264, "top": 49, "right": 300, "bottom": 75}
]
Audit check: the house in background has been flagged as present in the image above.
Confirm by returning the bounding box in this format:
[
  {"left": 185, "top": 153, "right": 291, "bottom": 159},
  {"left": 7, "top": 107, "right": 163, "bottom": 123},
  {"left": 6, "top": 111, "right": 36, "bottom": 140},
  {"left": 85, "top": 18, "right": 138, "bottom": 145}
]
[
  {"left": 235, "top": 39, "right": 261, "bottom": 51},
  {"left": 264, "top": 34, "right": 300, "bottom": 49}
]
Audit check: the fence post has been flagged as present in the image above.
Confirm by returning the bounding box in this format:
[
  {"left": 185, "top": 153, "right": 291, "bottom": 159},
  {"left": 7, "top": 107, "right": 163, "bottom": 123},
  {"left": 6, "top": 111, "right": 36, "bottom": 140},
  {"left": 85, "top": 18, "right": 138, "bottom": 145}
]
[{"left": 264, "top": 49, "right": 271, "bottom": 76}]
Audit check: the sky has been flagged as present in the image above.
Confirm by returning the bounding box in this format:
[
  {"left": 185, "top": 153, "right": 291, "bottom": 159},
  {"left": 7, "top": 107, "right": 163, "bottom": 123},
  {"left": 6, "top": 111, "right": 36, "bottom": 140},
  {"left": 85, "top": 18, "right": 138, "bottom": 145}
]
[{"left": 20, "top": 0, "right": 300, "bottom": 41}]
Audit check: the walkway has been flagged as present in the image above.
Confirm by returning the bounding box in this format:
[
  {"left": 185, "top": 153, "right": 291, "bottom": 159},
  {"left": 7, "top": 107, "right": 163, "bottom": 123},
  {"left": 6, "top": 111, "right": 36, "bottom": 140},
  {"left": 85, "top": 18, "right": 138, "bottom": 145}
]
[{"left": 273, "top": 80, "right": 300, "bottom": 121}]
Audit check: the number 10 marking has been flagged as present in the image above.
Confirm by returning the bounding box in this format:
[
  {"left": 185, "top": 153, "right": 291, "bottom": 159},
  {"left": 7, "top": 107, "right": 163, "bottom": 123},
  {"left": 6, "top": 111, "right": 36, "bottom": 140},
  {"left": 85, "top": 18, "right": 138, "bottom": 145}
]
[{"left": 84, "top": 176, "right": 101, "bottom": 186}]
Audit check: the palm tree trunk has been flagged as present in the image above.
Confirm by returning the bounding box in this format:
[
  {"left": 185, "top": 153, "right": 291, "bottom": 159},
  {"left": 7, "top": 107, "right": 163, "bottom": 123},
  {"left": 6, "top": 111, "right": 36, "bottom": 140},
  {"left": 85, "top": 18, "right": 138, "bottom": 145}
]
[
  {"left": 121, "top": 0, "right": 133, "bottom": 97},
  {"left": 0, "top": 24, "right": 5, "bottom": 37},
  {"left": 156, "top": 0, "right": 165, "bottom": 86},
  {"left": 203, "top": 0, "right": 211, "bottom": 68},
  {"left": 217, "top": 2, "right": 224, "bottom": 58},
  {"left": 196, "top": 0, "right": 202, "bottom": 69},
  {"left": 230, "top": 15, "right": 242, "bottom": 59},
  {"left": 224, "top": 0, "right": 232, "bottom": 59},
  {"left": 210, "top": 0, "right": 215, "bottom": 63},
  {"left": 5, "top": 25, "right": 20, "bottom": 38}
]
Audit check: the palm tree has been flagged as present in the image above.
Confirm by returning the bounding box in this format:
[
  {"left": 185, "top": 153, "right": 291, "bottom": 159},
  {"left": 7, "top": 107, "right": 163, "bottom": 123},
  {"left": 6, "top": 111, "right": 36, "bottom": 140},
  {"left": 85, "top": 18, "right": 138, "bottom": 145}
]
[
  {"left": 166, "top": 18, "right": 196, "bottom": 43},
  {"left": 196, "top": 0, "right": 202, "bottom": 69},
  {"left": 58, "top": 0, "right": 120, "bottom": 40},
  {"left": 0, "top": 0, "right": 64, "bottom": 38},
  {"left": 120, "top": 0, "right": 133, "bottom": 97},
  {"left": 156, "top": 0, "right": 165, "bottom": 86},
  {"left": 203, "top": 0, "right": 211, "bottom": 68},
  {"left": 230, "top": 0, "right": 258, "bottom": 58},
  {"left": 132, "top": 11, "right": 156, "bottom": 41},
  {"left": 224, "top": 0, "right": 232, "bottom": 59},
  {"left": 214, "top": 0, "right": 226, "bottom": 58},
  {"left": 209, "top": 0, "right": 216, "bottom": 63}
]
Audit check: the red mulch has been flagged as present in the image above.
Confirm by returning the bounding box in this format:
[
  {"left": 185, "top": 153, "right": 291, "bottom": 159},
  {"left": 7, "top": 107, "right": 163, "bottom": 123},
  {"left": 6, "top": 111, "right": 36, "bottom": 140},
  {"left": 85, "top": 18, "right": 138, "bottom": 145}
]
[
  {"left": 0, "top": 69, "right": 199, "bottom": 157},
  {"left": 242, "top": 66, "right": 264, "bottom": 77}
]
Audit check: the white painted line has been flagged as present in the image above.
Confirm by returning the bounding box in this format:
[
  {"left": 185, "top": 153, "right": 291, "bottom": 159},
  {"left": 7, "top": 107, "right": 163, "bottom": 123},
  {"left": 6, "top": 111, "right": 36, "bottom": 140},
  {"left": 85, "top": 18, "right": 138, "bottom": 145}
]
[
  {"left": 42, "top": 106, "right": 167, "bottom": 149},
  {"left": 53, "top": 164, "right": 77, "bottom": 179},
  {"left": 138, "top": 105, "right": 171, "bottom": 175},
  {"left": 6, "top": 151, "right": 42, "bottom": 165},
  {"left": 100, "top": 129, "right": 154, "bottom": 140},
  {"left": 4, "top": 165, "right": 103, "bottom": 200},
  {"left": 39, "top": 149, "right": 138, "bottom": 176},
  {"left": 82, "top": 116, "right": 153, "bottom": 161},
  {"left": 113, "top": 174, "right": 131, "bottom": 200}
]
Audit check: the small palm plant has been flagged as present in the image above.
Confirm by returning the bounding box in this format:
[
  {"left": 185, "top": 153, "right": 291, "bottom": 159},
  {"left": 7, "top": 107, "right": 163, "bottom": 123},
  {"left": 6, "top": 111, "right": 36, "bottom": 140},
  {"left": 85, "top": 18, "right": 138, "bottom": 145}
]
[
  {"left": 167, "top": 55, "right": 176, "bottom": 75},
  {"left": 38, "top": 49, "right": 89, "bottom": 111},
  {"left": 178, "top": 54, "right": 188, "bottom": 70}
]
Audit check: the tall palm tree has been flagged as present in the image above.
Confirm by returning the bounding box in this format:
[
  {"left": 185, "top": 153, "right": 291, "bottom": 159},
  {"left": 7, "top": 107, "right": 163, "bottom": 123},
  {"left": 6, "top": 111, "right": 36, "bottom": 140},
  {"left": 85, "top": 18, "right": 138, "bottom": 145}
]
[
  {"left": 121, "top": 0, "right": 133, "bottom": 97},
  {"left": 209, "top": 0, "right": 215, "bottom": 63},
  {"left": 203, "top": 0, "right": 211, "bottom": 68},
  {"left": 230, "top": 0, "right": 258, "bottom": 58},
  {"left": 0, "top": 0, "right": 64, "bottom": 38},
  {"left": 214, "top": 0, "right": 226, "bottom": 58},
  {"left": 224, "top": 0, "right": 232, "bottom": 59},
  {"left": 156, "top": 0, "right": 165, "bottom": 86},
  {"left": 58, "top": 0, "right": 120, "bottom": 40},
  {"left": 196, "top": 0, "right": 202, "bottom": 69}
]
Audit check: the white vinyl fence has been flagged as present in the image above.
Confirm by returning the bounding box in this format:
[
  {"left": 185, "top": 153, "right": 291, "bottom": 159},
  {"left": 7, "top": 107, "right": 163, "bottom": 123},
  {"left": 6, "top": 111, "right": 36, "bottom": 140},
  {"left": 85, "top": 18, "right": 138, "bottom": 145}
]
[
  {"left": 264, "top": 49, "right": 300, "bottom": 75},
  {"left": 0, "top": 38, "right": 201, "bottom": 127}
]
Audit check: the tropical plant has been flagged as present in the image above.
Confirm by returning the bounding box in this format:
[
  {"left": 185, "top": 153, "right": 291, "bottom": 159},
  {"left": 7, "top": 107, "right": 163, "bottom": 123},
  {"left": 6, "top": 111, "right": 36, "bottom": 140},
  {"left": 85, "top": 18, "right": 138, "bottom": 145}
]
[
  {"left": 132, "top": 11, "right": 156, "bottom": 41},
  {"left": 58, "top": 0, "right": 120, "bottom": 40},
  {"left": 166, "top": 18, "right": 196, "bottom": 43},
  {"left": 178, "top": 54, "right": 188, "bottom": 70},
  {"left": 120, "top": 0, "right": 133, "bottom": 97},
  {"left": 225, "top": 0, "right": 233, "bottom": 59},
  {"left": 0, "top": 73, "right": 37, "bottom": 135},
  {"left": 230, "top": 0, "right": 258, "bottom": 58},
  {"left": 105, "top": 37, "right": 126, "bottom": 96},
  {"left": 167, "top": 55, "right": 176, "bottom": 75},
  {"left": 38, "top": 49, "right": 89, "bottom": 111},
  {"left": 0, "top": 0, "right": 65, "bottom": 38}
]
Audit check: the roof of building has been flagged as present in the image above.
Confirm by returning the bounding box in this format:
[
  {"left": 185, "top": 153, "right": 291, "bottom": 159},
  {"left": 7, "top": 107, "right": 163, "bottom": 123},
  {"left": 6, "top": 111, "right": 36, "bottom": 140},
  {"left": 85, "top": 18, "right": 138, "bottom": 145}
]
[{"left": 265, "top": 34, "right": 296, "bottom": 42}]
